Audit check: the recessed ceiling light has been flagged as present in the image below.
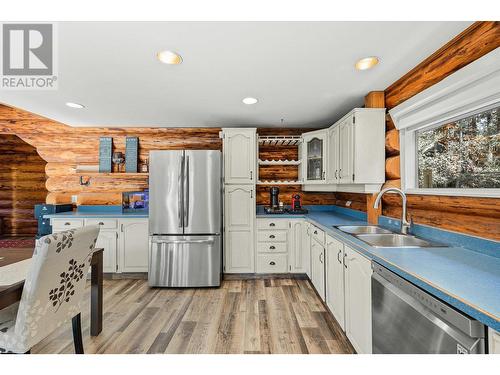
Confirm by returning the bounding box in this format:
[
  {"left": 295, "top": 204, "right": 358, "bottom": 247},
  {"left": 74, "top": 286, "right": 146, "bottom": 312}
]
[
  {"left": 242, "top": 97, "right": 258, "bottom": 105},
  {"left": 65, "top": 102, "right": 85, "bottom": 109},
  {"left": 157, "top": 50, "right": 182, "bottom": 65},
  {"left": 355, "top": 56, "right": 379, "bottom": 70}
]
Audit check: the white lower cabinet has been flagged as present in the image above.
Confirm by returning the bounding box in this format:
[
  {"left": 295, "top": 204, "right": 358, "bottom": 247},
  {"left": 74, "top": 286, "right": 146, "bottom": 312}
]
[
  {"left": 95, "top": 230, "right": 118, "bottom": 273},
  {"left": 325, "top": 234, "right": 345, "bottom": 328},
  {"left": 344, "top": 245, "right": 372, "bottom": 354},
  {"left": 489, "top": 328, "right": 500, "bottom": 354},
  {"left": 119, "top": 219, "right": 149, "bottom": 273},
  {"left": 310, "top": 238, "right": 325, "bottom": 301},
  {"left": 52, "top": 217, "right": 148, "bottom": 273},
  {"left": 303, "top": 222, "right": 312, "bottom": 279},
  {"left": 289, "top": 219, "right": 308, "bottom": 273}
]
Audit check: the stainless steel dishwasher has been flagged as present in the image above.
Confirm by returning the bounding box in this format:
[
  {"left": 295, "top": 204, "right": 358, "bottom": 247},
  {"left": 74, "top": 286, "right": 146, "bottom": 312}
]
[{"left": 371, "top": 262, "right": 485, "bottom": 354}]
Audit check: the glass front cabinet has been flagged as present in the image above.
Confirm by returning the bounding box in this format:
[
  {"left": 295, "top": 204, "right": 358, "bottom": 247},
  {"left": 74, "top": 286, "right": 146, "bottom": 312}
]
[{"left": 301, "top": 129, "right": 328, "bottom": 184}]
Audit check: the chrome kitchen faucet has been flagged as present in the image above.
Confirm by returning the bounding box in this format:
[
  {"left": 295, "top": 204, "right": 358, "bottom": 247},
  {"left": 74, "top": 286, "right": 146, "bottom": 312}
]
[{"left": 373, "top": 187, "right": 412, "bottom": 235}]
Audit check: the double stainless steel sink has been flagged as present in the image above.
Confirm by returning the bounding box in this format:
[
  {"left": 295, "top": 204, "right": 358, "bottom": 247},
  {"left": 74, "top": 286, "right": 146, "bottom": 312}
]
[{"left": 336, "top": 225, "right": 445, "bottom": 248}]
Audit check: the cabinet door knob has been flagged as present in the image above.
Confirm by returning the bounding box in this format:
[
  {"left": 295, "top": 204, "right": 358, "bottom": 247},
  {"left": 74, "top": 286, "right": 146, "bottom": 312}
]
[
  {"left": 314, "top": 230, "right": 318, "bottom": 234},
  {"left": 269, "top": 261, "right": 276, "bottom": 266},
  {"left": 269, "top": 223, "right": 275, "bottom": 227},
  {"left": 269, "top": 235, "right": 275, "bottom": 239},
  {"left": 270, "top": 246, "right": 276, "bottom": 250}
]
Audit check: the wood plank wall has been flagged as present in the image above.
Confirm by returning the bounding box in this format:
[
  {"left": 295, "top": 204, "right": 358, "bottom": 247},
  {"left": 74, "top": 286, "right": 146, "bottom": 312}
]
[
  {"left": 0, "top": 107, "right": 337, "bottom": 207},
  {"left": 0, "top": 135, "right": 47, "bottom": 236},
  {"left": 381, "top": 21, "right": 500, "bottom": 240}
]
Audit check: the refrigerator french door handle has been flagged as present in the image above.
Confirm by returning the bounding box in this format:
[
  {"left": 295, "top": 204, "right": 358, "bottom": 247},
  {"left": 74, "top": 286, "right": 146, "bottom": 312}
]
[
  {"left": 151, "top": 239, "right": 215, "bottom": 245},
  {"left": 183, "top": 155, "right": 190, "bottom": 228},
  {"left": 178, "top": 154, "right": 184, "bottom": 228}
]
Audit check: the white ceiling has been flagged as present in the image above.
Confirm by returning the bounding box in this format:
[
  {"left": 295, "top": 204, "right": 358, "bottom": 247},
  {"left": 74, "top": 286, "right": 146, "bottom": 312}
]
[{"left": 0, "top": 21, "right": 472, "bottom": 128}]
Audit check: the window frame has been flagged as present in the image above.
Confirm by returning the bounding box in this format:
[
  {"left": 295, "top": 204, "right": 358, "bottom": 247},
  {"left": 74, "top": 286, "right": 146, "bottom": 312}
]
[{"left": 400, "top": 103, "right": 500, "bottom": 198}]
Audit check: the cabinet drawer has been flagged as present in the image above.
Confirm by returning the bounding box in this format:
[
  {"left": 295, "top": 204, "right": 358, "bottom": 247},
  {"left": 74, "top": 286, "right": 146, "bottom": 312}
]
[
  {"left": 257, "top": 242, "right": 287, "bottom": 254},
  {"left": 257, "top": 219, "right": 288, "bottom": 230},
  {"left": 85, "top": 219, "right": 117, "bottom": 229},
  {"left": 311, "top": 226, "right": 325, "bottom": 245},
  {"left": 256, "top": 254, "right": 288, "bottom": 273},
  {"left": 257, "top": 230, "right": 287, "bottom": 243},
  {"left": 52, "top": 219, "right": 84, "bottom": 231}
]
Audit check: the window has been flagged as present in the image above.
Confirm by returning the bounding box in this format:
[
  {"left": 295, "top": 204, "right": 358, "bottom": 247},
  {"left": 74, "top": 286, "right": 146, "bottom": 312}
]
[
  {"left": 389, "top": 47, "right": 500, "bottom": 197},
  {"left": 417, "top": 106, "right": 500, "bottom": 189}
]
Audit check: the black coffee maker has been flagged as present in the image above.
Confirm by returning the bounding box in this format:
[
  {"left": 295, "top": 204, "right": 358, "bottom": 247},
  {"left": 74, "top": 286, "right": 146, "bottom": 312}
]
[
  {"left": 270, "top": 187, "right": 279, "bottom": 209},
  {"left": 264, "top": 187, "right": 285, "bottom": 214}
]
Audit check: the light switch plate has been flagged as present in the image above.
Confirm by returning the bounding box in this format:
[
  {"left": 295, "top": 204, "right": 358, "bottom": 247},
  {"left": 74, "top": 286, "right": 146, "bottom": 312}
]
[
  {"left": 71, "top": 195, "right": 78, "bottom": 203},
  {"left": 346, "top": 200, "right": 352, "bottom": 207}
]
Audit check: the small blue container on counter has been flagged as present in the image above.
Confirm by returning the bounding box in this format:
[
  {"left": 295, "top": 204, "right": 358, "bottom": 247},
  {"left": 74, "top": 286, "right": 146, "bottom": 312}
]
[{"left": 122, "top": 191, "right": 149, "bottom": 213}]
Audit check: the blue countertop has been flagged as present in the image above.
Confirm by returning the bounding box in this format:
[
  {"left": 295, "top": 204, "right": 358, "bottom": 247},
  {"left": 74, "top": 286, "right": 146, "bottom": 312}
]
[
  {"left": 257, "top": 205, "right": 500, "bottom": 331},
  {"left": 44, "top": 205, "right": 149, "bottom": 219}
]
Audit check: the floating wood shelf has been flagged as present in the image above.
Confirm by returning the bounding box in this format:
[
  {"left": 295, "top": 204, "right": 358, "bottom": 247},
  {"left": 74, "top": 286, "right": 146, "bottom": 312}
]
[
  {"left": 258, "top": 159, "right": 301, "bottom": 165},
  {"left": 75, "top": 172, "right": 149, "bottom": 177},
  {"left": 258, "top": 135, "right": 302, "bottom": 146},
  {"left": 257, "top": 180, "right": 303, "bottom": 185}
]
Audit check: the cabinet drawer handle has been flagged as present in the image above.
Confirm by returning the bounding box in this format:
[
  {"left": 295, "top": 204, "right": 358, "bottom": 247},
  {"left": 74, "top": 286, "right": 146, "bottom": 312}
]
[
  {"left": 269, "top": 246, "right": 276, "bottom": 250},
  {"left": 269, "top": 235, "right": 275, "bottom": 239},
  {"left": 98, "top": 222, "right": 104, "bottom": 226},
  {"left": 64, "top": 222, "right": 71, "bottom": 226},
  {"left": 269, "top": 261, "right": 276, "bottom": 266},
  {"left": 269, "top": 223, "right": 275, "bottom": 227}
]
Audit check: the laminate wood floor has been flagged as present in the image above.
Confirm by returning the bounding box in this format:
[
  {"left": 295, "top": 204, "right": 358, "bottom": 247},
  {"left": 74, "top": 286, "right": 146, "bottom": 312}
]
[{"left": 32, "top": 278, "right": 355, "bottom": 354}]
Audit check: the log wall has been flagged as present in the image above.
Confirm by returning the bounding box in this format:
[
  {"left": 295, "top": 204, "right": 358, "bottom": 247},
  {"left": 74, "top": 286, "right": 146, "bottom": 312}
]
[
  {"left": 0, "top": 107, "right": 337, "bottom": 207},
  {"left": 0, "top": 135, "right": 47, "bottom": 236}
]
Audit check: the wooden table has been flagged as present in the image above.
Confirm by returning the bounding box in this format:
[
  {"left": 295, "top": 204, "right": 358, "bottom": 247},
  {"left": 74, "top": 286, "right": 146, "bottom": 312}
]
[{"left": 0, "top": 247, "right": 103, "bottom": 336}]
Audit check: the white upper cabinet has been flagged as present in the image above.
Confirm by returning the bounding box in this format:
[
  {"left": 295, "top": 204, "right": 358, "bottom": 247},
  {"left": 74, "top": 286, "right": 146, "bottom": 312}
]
[
  {"left": 327, "top": 125, "right": 340, "bottom": 184},
  {"left": 303, "top": 108, "right": 386, "bottom": 193},
  {"left": 301, "top": 129, "right": 328, "bottom": 184},
  {"left": 222, "top": 128, "right": 256, "bottom": 184},
  {"left": 339, "top": 117, "right": 354, "bottom": 184}
]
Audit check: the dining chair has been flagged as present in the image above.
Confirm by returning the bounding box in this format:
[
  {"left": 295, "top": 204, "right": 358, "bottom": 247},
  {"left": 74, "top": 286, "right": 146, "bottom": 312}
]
[{"left": 0, "top": 225, "right": 100, "bottom": 354}]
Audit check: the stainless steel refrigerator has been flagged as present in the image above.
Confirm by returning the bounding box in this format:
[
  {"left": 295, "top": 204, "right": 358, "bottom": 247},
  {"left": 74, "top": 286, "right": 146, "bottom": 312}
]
[{"left": 148, "top": 150, "right": 222, "bottom": 287}]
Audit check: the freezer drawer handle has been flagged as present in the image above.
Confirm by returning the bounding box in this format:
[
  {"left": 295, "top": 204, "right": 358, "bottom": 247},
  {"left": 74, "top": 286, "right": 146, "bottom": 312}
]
[{"left": 151, "top": 239, "right": 215, "bottom": 245}]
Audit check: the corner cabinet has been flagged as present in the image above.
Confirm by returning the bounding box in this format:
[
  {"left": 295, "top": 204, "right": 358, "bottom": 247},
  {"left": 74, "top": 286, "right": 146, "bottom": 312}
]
[
  {"left": 344, "top": 245, "right": 372, "bottom": 354},
  {"left": 300, "top": 129, "right": 327, "bottom": 184},
  {"left": 224, "top": 184, "right": 255, "bottom": 273},
  {"left": 222, "top": 128, "right": 257, "bottom": 184}
]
